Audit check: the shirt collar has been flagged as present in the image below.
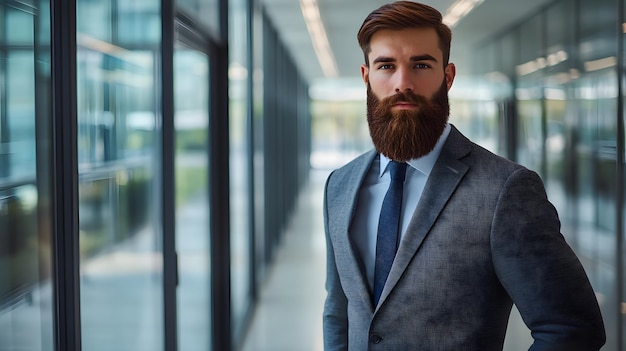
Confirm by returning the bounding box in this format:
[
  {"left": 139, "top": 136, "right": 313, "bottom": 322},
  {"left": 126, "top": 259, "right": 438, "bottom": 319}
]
[{"left": 379, "top": 123, "right": 451, "bottom": 177}]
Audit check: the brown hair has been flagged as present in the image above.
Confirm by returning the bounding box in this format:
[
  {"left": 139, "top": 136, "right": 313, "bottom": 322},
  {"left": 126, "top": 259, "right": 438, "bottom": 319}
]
[{"left": 357, "top": 1, "right": 452, "bottom": 66}]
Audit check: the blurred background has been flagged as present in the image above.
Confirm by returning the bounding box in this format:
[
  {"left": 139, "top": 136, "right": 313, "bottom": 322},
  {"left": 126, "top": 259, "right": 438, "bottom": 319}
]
[{"left": 0, "top": 0, "right": 624, "bottom": 350}]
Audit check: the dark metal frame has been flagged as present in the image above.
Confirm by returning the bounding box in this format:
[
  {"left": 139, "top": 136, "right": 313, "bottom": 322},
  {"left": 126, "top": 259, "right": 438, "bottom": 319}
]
[
  {"left": 211, "top": 1, "right": 232, "bottom": 349},
  {"left": 50, "top": 0, "right": 81, "bottom": 349},
  {"left": 161, "top": 0, "right": 177, "bottom": 349},
  {"left": 617, "top": 0, "right": 625, "bottom": 347}
]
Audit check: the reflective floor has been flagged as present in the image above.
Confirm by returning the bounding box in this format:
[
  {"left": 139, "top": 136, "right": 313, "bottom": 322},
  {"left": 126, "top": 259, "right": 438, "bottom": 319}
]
[
  {"left": 241, "top": 168, "right": 534, "bottom": 351},
  {"left": 241, "top": 169, "right": 328, "bottom": 351}
]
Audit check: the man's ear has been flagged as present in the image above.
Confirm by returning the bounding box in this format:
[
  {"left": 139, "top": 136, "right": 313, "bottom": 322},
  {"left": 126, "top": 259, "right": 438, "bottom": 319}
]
[
  {"left": 445, "top": 63, "right": 456, "bottom": 90},
  {"left": 361, "top": 64, "right": 369, "bottom": 85}
]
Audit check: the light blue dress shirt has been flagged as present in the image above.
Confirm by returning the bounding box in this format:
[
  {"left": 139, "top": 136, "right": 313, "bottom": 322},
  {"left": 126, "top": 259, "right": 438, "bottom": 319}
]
[{"left": 350, "top": 123, "right": 451, "bottom": 290}]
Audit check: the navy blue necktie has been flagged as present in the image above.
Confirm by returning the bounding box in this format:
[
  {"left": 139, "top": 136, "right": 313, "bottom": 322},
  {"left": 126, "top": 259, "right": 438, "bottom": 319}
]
[{"left": 373, "top": 160, "right": 407, "bottom": 305}]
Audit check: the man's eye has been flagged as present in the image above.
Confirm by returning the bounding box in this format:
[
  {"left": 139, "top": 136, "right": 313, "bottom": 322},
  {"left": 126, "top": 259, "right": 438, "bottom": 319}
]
[
  {"left": 379, "top": 64, "right": 393, "bottom": 70},
  {"left": 416, "top": 63, "right": 430, "bottom": 69}
]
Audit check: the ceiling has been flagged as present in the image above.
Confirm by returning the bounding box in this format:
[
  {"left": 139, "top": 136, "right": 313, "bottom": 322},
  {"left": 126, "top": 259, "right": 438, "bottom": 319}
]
[{"left": 260, "top": 0, "right": 555, "bottom": 84}]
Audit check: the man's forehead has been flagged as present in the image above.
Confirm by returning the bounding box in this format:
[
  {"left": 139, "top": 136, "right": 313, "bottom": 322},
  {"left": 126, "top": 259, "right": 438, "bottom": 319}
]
[{"left": 368, "top": 28, "right": 443, "bottom": 61}]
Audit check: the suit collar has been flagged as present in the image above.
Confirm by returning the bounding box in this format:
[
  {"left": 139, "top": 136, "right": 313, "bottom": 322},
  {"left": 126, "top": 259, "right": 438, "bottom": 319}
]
[{"left": 379, "top": 124, "right": 452, "bottom": 177}]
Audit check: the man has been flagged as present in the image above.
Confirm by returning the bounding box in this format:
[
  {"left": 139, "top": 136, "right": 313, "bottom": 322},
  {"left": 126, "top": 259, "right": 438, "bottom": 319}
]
[{"left": 322, "top": 1, "right": 606, "bottom": 350}]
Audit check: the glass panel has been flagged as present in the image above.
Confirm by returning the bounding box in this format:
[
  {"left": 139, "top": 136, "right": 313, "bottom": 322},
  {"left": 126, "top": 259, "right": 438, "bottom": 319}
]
[
  {"left": 575, "top": 0, "right": 620, "bottom": 350},
  {"left": 516, "top": 15, "right": 544, "bottom": 176},
  {"left": 455, "top": 41, "right": 507, "bottom": 156},
  {"left": 7, "top": 51, "right": 36, "bottom": 179},
  {"left": 577, "top": 0, "right": 619, "bottom": 348},
  {"left": 310, "top": 97, "right": 369, "bottom": 169},
  {"left": 0, "top": 2, "right": 54, "bottom": 350},
  {"left": 229, "top": 0, "right": 252, "bottom": 338},
  {"left": 251, "top": 2, "right": 266, "bottom": 283},
  {"left": 76, "top": 0, "right": 164, "bottom": 350},
  {"left": 174, "top": 46, "right": 211, "bottom": 351},
  {"left": 543, "top": 0, "right": 575, "bottom": 238},
  {"left": 177, "top": 0, "right": 220, "bottom": 39},
  {"left": 575, "top": 64, "right": 620, "bottom": 351}
]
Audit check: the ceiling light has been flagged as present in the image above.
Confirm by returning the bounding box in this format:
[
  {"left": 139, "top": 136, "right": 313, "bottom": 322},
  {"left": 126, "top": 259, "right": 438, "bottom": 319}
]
[
  {"left": 584, "top": 56, "right": 617, "bottom": 72},
  {"left": 443, "top": 0, "right": 484, "bottom": 27},
  {"left": 299, "top": 0, "right": 339, "bottom": 77}
]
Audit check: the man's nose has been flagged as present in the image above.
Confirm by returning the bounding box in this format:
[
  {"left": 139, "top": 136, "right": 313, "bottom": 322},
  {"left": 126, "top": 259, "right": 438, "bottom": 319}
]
[{"left": 394, "top": 68, "right": 415, "bottom": 93}]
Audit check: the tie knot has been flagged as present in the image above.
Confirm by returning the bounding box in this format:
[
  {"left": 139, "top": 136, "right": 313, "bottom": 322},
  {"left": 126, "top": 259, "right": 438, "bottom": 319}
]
[{"left": 389, "top": 161, "right": 407, "bottom": 182}]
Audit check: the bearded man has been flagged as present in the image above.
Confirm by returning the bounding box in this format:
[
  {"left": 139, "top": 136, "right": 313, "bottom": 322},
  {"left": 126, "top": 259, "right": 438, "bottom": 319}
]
[{"left": 322, "top": 2, "right": 606, "bottom": 350}]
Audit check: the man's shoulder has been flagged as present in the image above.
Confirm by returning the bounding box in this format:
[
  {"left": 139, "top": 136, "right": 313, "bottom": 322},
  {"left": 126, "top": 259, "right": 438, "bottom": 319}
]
[
  {"left": 448, "top": 126, "right": 524, "bottom": 172},
  {"left": 326, "top": 150, "right": 376, "bottom": 188}
]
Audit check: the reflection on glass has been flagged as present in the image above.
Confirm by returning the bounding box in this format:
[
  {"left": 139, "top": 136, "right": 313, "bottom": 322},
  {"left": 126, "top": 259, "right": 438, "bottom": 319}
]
[
  {"left": 174, "top": 47, "right": 211, "bottom": 351},
  {"left": 575, "top": 2, "right": 620, "bottom": 347},
  {"left": 310, "top": 98, "right": 370, "bottom": 170},
  {"left": 0, "top": 2, "right": 54, "bottom": 350},
  {"left": 451, "top": 43, "right": 504, "bottom": 155},
  {"left": 76, "top": 0, "right": 163, "bottom": 350},
  {"left": 516, "top": 80, "right": 544, "bottom": 175},
  {"left": 515, "top": 16, "right": 545, "bottom": 176},
  {"left": 178, "top": 0, "right": 220, "bottom": 38},
  {"left": 230, "top": 0, "right": 252, "bottom": 338}
]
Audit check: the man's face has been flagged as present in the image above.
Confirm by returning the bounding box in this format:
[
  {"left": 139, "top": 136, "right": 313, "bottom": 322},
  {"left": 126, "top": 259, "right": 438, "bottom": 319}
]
[{"left": 361, "top": 27, "right": 456, "bottom": 161}]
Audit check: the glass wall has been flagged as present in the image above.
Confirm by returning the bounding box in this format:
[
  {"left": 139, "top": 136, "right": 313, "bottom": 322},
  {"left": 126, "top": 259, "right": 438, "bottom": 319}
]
[
  {"left": 76, "top": 0, "right": 164, "bottom": 349},
  {"left": 543, "top": 0, "right": 576, "bottom": 234},
  {"left": 516, "top": 14, "right": 546, "bottom": 176},
  {"left": 229, "top": 0, "right": 253, "bottom": 342},
  {"left": 0, "top": 0, "right": 310, "bottom": 349},
  {"left": 0, "top": 1, "right": 54, "bottom": 350},
  {"left": 174, "top": 0, "right": 224, "bottom": 348},
  {"left": 178, "top": 0, "right": 220, "bottom": 37},
  {"left": 251, "top": 0, "right": 266, "bottom": 288},
  {"left": 174, "top": 45, "right": 211, "bottom": 351},
  {"left": 310, "top": 97, "right": 370, "bottom": 170},
  {"left": 461, "top": 0, "right": 624, "bottom": 349},
  {"left": 455, "top": 39, "right": 506, "bottom": 157},
  {"left": 576, "top": 3, "right": 620, "bottom": 348},
  {"left": 261, "top": 16, "right": 310, "bottom": 266}
]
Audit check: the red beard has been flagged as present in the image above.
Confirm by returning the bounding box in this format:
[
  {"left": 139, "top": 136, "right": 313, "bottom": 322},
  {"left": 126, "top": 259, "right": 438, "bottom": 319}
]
[{"left": 366, "top": 81, "right": 450, "bottom": 162}]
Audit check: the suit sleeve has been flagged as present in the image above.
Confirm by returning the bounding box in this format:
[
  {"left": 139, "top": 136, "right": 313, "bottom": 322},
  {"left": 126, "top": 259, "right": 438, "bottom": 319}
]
[
  {"left": 491, "top": 168, "right": 606, "bottom": 351},
  {"left": 322, "top": 172, "right": 349, "bottom": 350}
]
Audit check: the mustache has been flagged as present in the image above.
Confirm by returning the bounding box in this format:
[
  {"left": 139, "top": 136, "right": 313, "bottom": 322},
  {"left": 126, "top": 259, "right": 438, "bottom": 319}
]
[{"left": 380, "top": 90, "right": 429, "bottom": 107}]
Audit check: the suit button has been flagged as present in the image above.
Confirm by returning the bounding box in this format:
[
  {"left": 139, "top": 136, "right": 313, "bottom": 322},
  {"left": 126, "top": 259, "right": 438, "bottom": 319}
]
[{"left": 369, "top": 334, "right": 382, "bottom": 344}]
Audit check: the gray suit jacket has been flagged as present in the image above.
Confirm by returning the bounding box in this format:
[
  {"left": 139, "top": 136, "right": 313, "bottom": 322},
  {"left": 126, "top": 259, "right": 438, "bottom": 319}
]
[{"left": 323, "top": 125, "right": 605, "bottom": 350}]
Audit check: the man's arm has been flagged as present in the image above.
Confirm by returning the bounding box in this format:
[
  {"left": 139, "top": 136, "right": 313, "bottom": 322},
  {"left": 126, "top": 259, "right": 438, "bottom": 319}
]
[
  {"left": 322, "top": 172, "right": 349, "bottom": 350},
  {"left": 491, "top": 168, "right": 606, "bottom": 350}
]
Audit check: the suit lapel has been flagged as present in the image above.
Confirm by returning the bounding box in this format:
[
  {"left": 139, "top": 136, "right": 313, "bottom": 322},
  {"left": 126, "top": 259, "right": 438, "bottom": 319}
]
[
  {"left": 377, "top": 126, "right": 471, "bottom": 309},
  {"left": 328, "top": 150, "right": 378, "bottom": 312}
]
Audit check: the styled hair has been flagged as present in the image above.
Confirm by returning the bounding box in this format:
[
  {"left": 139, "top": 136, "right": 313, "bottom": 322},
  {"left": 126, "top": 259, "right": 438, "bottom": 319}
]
[{"left": 357, "top": 1, "right": 452, "bottom": 66}]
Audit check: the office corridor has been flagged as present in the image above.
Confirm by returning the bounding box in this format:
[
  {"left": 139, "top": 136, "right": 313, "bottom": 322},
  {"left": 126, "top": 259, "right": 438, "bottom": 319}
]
[
  {"left": 240, "top": 168, "right": 535, "bottom": 351},
  {"left": 241, "top": 169, "right": 329, "bottom": 351}
]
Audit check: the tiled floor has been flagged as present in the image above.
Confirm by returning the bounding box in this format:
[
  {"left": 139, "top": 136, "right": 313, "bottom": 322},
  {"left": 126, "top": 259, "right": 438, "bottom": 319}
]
[{"left": 240, "top": 168, "right": 533, "bottom": 351}]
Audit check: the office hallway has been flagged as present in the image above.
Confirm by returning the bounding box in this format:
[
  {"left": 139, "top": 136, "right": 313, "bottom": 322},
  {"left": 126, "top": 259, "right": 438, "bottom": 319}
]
[
  {"left": 241, "top": 169, "right": 329, "bottom": 351},
  {"left": 241, "top": 168, "right": 534, "bottom": 351}
]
